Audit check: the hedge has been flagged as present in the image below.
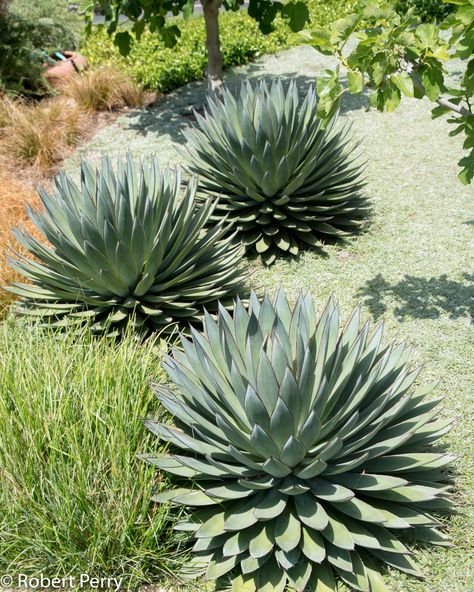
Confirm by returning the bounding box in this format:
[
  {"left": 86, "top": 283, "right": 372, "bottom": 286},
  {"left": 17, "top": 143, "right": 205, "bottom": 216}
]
[{"left": 81, "top": 1, "right": 358, "bottom": 93}]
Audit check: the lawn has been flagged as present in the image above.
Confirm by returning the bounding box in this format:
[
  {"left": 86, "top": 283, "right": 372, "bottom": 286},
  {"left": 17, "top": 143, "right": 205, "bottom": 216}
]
[{"left": 1, "top": 45, "right": 473, "bottom": 591}]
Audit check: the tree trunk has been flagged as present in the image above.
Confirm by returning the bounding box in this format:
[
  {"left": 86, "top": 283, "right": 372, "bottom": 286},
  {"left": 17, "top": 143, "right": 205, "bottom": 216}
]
[{"left": 202, "top": 0, "right": 224, "bottom": 96}]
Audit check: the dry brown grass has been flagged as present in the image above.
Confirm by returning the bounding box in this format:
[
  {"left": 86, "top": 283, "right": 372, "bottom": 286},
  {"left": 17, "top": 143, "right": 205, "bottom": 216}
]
[
  {"left": 0, "top": 158, "right": 44, "bottom": 315},
  {"left": 0, "top": 95, "right": 88, "bottom": 172},
  {"left": 0, "top": 68, "right": 143, "bottom": 173},
  {"left": 61, "top": 67, "right": 144, "bottom": 113},
  {"left": 0, "top": 67, "right": 146, "bottom": 315}
]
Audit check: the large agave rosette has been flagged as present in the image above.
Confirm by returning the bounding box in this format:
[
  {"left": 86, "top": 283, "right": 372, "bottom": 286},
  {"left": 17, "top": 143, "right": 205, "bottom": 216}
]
[{"left": 144, "top": 290, "right": 453, "bottom": 591}]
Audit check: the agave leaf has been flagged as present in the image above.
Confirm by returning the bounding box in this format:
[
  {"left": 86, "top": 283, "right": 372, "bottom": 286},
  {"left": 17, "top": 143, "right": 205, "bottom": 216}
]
[
  {"left": 223, "top": 529, "right": 253, "bottom": 557},
  {"left": 224, "top": 494, "right": 265, "bottom": 531},
  {"left": 248, "top": 523, "right": 274, "bottom": 558},
  {"left": 294, "top": 493, "right": 329, "bottom": 531},
  {"left": 274, "top": 508, "right": 301, "bottom": 552},
  {"left": 280, "top": 436, "right": 307, "bottom": 467},
  {"left": 287, "top": 558, "right": 313, "bottom": 592},
  {"left": 334, "top": 497, "right": 387, "bottom": 524},
  {"left": 308, "top": 477, "right": 354, "bottom": 502},
  {"left": 196, "top": 511, "right": 226, "bottom": 538},
  {"left": 335, "top": 550, "right": 370, "bottom": 592},
  {"left": 253, "top": 488, "right": 288, "bottom": 520},
  {"left": 322, "top": 514, "right": 355, "bottom": 550},
  {"left": 331, "top": 472, "right": 409, "bottom": 491},
  {"left": 205, "top": 551, "right": 239, "bottom": 580},
  {"left": 307, "top": 562, "right": 336, "bottom": 592},
  {"left": 240, "top": 553, "right": 269, "bottom": 574},
  {"left": 365, "top": 453, "right": 455, "bottom": 473},
  {"left": 370, "top": 549, "right": 424, "bottom": 578},
  {"left": 295, "top": 457, "right": 328, "bottom": 479},
  {"left": 325, "top": 542, "right": 353, "bottom": 572},
  {"left": 231, "top": 573, "right": 257, "bottom": 592},
  {"left": 254, "top": 557, "right": 287, "bottom": 592},
  {"left": 301, "top": 527, "right": 326, "bottom": 563},
  {"left": 275, "top": 546, "right": 301, "bottom": 570}
]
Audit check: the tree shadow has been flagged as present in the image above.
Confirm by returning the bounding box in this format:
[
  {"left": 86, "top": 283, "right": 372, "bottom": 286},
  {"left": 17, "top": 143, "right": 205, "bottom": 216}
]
[{"left": 356, "top": 273, "right": 474, "bottom": 322}]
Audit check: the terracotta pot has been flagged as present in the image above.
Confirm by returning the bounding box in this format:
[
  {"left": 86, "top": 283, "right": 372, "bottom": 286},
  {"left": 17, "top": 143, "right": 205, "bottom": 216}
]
[{"left": 44, "top": 51, "right": 88, "bottom": 88}]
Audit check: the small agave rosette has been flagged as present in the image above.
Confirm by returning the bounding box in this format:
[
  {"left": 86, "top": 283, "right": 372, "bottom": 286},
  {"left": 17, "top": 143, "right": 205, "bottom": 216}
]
[
  {"left": 8, "top": 154, "right": 247, "bottom": 335},
  {"left": 143, "top": 290, "right": 454, "bottom": 591},
  {"left": 184, "top": 80, "right": 369, "bottom": 265}
]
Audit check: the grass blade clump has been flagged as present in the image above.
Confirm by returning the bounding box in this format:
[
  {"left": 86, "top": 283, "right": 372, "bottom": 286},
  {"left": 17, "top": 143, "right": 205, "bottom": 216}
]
[{"left": 0, "top": 322, "right": 184, "bottom": 587}]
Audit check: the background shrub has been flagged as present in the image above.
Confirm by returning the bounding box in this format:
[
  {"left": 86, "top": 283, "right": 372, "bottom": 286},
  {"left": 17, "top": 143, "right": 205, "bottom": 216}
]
[
  {"left": 0, "top": 323, "right": 182, "bottom": 588},
  {"left": 395, "top": 0, "right": 454, "bottom": 21},
  {"left": 81, "top": 0, "right": 358, "bottom": 93},
  {"left": 9, "top": 0, "right": 83, "bottom": 50},
  {"left": 0, "top": 0, "right": 84, "bottom": 96},
  {"left": 0, "top": 12, "right": 49, "bottom": 96}
]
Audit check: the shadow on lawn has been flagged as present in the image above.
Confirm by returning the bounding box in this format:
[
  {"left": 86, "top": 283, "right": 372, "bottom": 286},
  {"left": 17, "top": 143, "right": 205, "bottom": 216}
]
[
  {"left": 356, "top": 273, "right": 474, "bottom": 322},
  {"left": 124, "top": 65, "right": 369, "bottom": 146}
]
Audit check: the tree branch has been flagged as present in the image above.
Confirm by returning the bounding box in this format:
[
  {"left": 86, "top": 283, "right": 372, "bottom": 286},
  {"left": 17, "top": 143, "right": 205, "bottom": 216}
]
[{"left": 407, "top": 63, "right": 471, "bottom": 118}]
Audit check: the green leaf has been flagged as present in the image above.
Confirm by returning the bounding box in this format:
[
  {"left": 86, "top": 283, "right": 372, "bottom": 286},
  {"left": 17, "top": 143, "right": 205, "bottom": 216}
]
[
  {"left": 458, "top": 153, "right": 474, "bottom": 184},
  {"left": 114, "top": 31, "right": 132, "bottom": 56},
  {"left": 308, "top": 562, "right": 336, "bottom": 592},
  {"left": 331, "top": 14, "right": 361, "bottom": 44},
  {"left": 249, "top": 524, "right": 274, "bottom": 558},
  {"left": 371, "top": 54, "right": 387, "bottom": 86},
  {"left": 301, "top": 527, "right": 326, "bottom": 563},
  {"left": 281, "top": 2, "right": 310, "bottom": 33},
  {"left": 392, "top": 72, "right": 414, "bottom": 97},
  {"left": 322, "top": 515, "right": 355, "bottom": 550},
  {"left": 422, "top": 65, "right": 445, "bottom": 101},
  {"left": 294, "top": 493, "right": 329, "bottom": 530},
  {"left": 231, "top": 573, "right": 257, "bottom": 592},
  {"left": 182, "top": 0, "right": 194, "bottom": 20},
  {"left": 347, "top": 70, "right": 365, "bottom": 94},
  {"left": 254, "top": 489, "right": 288, "bottom": 520},
  {"left": 206, "top": 551, "right": 239, "bottom": 579},
  {"left": 431, "top": 104, "right": 451, "bottom": 119},
  {"left": 415, "top": 23, "right": 438, "bottom": 50}
]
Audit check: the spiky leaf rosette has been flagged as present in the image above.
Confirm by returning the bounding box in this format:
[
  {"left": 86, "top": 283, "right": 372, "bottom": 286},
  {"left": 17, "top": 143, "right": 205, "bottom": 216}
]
[
  {"left": 8, "top": 155, "right": 247, "bottom": 335},
  {"left": 183, "top": 80, "right": 368, "bottom": 265},
  {"left": 143, "top": 290, "right": 454, "bottom": 591}
]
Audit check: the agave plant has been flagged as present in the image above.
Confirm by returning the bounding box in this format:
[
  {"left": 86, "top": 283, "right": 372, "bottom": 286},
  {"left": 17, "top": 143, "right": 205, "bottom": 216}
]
[
  {"left": 143, "top": 290, "right": 454, "bottom": 591},
  {"left": 183, "top": 80, "right": 368, "bottom": 265},
  {"left": 9, "top": 155, "right": 247, "bottom": 335}
]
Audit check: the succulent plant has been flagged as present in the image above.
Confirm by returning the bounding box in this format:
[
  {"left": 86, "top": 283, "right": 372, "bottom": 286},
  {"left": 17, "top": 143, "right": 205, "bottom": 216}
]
[
  {"left": 9, "top": 155, "right": 247, "bottom": 335},
  {"left": 183, "top": 80, "right": 368, "bottom": 265},
  {"left": 143, "top": 290, "right": 454, "bottom": 591}
]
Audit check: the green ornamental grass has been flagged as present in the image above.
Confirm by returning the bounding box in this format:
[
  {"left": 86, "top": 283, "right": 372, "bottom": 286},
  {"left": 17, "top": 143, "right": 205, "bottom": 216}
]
[{"left": 0, "top": 322, "right": 182, "bottom": 588}]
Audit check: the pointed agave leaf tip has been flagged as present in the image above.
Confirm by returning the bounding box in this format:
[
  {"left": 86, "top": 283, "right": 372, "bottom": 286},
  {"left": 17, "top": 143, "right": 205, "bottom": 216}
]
[{"left": 143, "top": 289, "right": 455, "bottom": 591}]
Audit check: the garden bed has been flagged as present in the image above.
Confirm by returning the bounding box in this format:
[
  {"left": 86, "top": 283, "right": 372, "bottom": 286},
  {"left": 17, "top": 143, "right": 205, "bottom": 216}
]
[{"left": 0, "top": 45, "right": 473, "bottom": 592}]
